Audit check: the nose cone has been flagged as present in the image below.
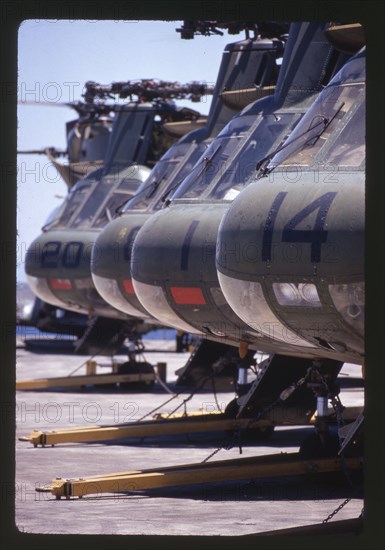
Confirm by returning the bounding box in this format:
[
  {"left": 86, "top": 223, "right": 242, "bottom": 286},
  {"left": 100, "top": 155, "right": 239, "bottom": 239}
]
[
  {"left": 217, "top": 172, "right": 365, "bottom": 359},
  {"left": 131, "top": 203, "right": 268, "bottom": 343},
  {"left": 91, "top": 213, "right": 156, "bottom": 319},
  {"left": 130, "top": 207, "right": 203, "bottom": 334},
  {"left": 25, "top": 229, "right": 123, "bottom": 318}
]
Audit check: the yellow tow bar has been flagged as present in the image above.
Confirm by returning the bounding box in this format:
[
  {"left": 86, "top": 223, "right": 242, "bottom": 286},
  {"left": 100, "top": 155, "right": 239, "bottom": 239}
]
[
  {"left": 19, "top": 407, "right": 363, "bottom": 447},
  {"left": 36, "top": 452, "right": 363, "bottom": 500}
]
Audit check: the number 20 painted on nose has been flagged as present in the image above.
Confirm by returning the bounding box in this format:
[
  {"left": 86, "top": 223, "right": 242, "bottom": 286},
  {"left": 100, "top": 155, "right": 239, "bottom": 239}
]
[
  {"left": 261, "top": 191, "right": 337, "bottom": 263},
  {"left": 41, "top": 241, "right": 84, "bottom": 269}
]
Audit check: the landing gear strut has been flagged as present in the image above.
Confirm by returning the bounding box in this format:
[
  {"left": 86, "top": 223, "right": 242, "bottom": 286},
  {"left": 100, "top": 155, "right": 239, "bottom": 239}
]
[{"left": 300, "top": 361, "right": 343, "bottom": 458}]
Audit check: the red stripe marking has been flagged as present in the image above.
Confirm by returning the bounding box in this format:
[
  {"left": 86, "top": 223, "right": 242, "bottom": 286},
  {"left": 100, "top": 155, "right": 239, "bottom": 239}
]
[
  {"left": 170, "top": 287, "right": 206, "bottom": 305},
  {"left": 122, "top": 279, "right": 135, "bottom": 295},
  {"left": 49, "top": 278, "right": 72, "bottom": 290}
]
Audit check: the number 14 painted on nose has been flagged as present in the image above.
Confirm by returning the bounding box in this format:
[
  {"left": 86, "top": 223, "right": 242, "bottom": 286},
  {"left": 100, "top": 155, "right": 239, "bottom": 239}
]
[{"left": 262, "top": 191, "right": 337, "bottom": 263}]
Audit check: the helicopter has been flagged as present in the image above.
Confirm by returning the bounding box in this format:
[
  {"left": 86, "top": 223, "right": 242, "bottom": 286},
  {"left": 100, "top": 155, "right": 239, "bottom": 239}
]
[
  {"left": 18, "top": 98, "right": 116, "bottom": 190},
  {"left": 17, "top": 96, "right": 118, "bottom": 338},
  {"left": 216, "top": 47, "right": 365, "bottom": 363},
  {"left": 213, "top": 42, "right": 365, "bottom": 450}
]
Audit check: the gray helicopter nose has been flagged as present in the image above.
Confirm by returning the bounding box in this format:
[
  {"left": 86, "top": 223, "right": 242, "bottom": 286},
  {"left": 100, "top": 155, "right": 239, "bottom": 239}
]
[
  {"left": 91, "top": 213, "right": 155, "bottom": 319},
  {"left": 25, "top": 229, "right": 118, "bottom": 317},
  {"left": 131, "top": 208, "right": 205, "bottom": 335},
  {"left": 216, "top": 172, "right": 365, "bottom": 355}
]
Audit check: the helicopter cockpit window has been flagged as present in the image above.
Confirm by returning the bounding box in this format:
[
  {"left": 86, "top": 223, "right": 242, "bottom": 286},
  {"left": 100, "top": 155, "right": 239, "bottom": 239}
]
[
  {"left": 209, "top": 112, "right": 298, "bottom": 201},
  {"left": 152, "top": 139, "right": 211, "bottom": 210},
  {"left": 43, "top": 171, "right": 102, "bottom": 230},
  {"left": 325, "top": 100, "right": 365, "bottom": 167},
  {"left": 265, "top": 82, "right": 365, "bottom": 171},
  {"left": 92, "top": 178, "right": 142, "bottom": 228},
  {"left": 69, "top": 177, "right": 112, "bottom": 229},
  {"left": 70, "top": 168, "right": 140, "bottom": 229},
  {"left": 123, "top": 141, "right": 193, "bottom": 212},
  {"left": 170, "top": 114, "right": 257, "bottom": 200},
  {"left": 122, "top": 160, "right": 173, "bottom": 211}
]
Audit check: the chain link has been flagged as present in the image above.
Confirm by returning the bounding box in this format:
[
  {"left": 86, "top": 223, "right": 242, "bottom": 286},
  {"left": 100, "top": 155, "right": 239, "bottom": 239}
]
[
  {"left": 67, "top": 325, "right": 129, "bottom": 377},
  {"left": 199, "top": 363, "right": 363, "bottom": 527},
  {"left": 200, "top": 370, "right": 309, "bottom": 463},
  {"left": 320, "top": 371, "right": 361, "bottom": 489},
  {"left": 166, "top": 376, "right": 210, "bottom": 417},
  {"left": 138, "top": 343, "right": 224, "bottom": 422},
  {"left": 201, "top": 446, "right": 227, "bottom": 463},
  {"left": 137, "top": 372, "right": 210, "bottom": 422},
  {"left": 322, "top": 497, "right": 351, "bottom": 523},
  {"left": 137, "top": 393, "right": 179, "bottom": 422},
  {"left": 316, "top": 367, "right": 364, "bottom": 524},
  {"left": 245, "top": 375, "right": 308, "bottom": 430}
]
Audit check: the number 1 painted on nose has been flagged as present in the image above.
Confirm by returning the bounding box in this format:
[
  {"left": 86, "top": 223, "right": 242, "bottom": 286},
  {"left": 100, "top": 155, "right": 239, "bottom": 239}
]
[{"left": 181, "top": 220, "right": 200, "bottom": 271}]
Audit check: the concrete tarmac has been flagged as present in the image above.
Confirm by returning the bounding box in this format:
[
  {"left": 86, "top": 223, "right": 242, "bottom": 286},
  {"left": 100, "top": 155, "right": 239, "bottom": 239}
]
[{"left": 15, "top": 336, "right": 364, "bottom": 536}]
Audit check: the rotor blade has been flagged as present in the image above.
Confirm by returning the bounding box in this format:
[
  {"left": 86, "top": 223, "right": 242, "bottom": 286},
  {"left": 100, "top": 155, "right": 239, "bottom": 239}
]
[
  {"left": 82, "top": 79, "right": 214, "bottom": 103},
  {"left": 18, "top": 100, "right": 75, "bottom": 108},
  {"left": 17, "top": 147, "right": 67, "bottom": 157},
  {"left": 18, "top": 99, "right": 117, "bottom": 117}
]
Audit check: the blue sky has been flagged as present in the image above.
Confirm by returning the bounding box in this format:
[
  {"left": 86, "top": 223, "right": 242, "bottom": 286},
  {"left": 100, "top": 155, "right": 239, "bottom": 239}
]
[{"left": 17, "top": 20, "right": 234, "bottom": 281}]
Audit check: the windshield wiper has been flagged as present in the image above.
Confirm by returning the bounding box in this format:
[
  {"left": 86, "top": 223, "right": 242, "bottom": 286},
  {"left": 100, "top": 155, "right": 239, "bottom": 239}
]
[
  {"left": 160, "top": 178, "right": 185, "bottom": 205},
  {"left": 41, "top": 206, "right": 74, "bottom": 232},
  {"left": 255, "top": 118, "right": 327, "bottom": 175},
  {"left": 105, "top": 206, "right": 113, "bottom": 222},
  {"left": 197, "top": 143, "right": 223, "bottom": 176},
  {"left": 256, "top": 102, "right": 345, "bottom": 177},
  {"left": 161, "top": 144, "right": 223, "bottom": 205},
  {"left": 41, "top": 219, "right": 59, "bottom": 232}
]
